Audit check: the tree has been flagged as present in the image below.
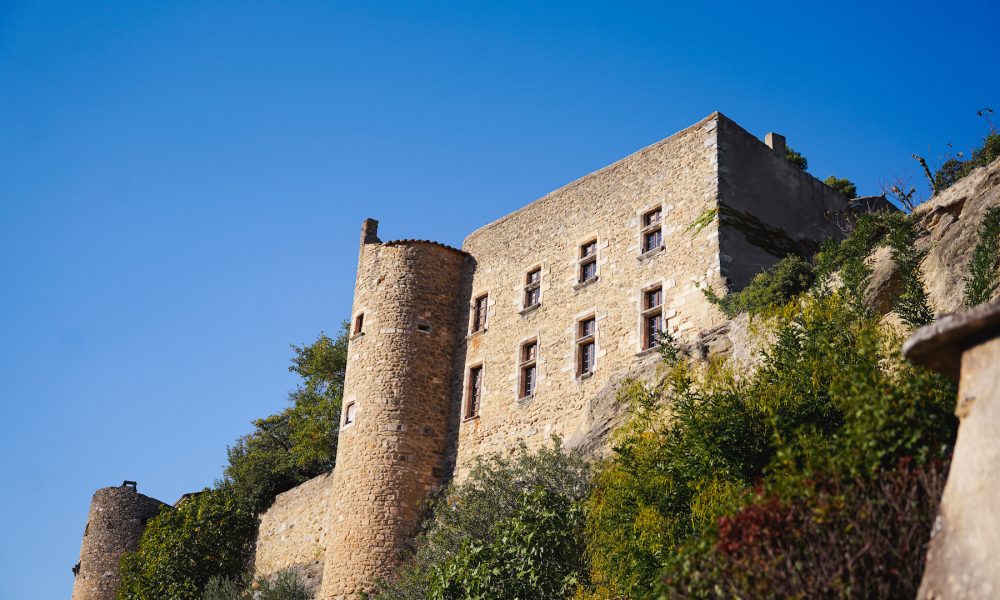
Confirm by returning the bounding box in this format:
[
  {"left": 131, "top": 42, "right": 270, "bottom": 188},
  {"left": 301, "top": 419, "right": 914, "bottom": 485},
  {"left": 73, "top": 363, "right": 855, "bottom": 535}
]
[
  {"left": 225, "top": 325, "right": 349, "bottom": 513},
  {"left": 785, "top": 146, "right": 808, "bottom": 170},
  {"left": 823, "top": 175, "right": 858, "bottom": 199}
]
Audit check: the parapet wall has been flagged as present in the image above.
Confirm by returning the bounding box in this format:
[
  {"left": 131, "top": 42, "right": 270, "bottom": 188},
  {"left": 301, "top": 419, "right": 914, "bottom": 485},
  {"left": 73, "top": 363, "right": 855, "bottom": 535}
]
[
  {"left": 72, "top": 483, "right": 167, "bottom": 600},
  {"left": 254, "top": 471, "right": 335, "bottom": 594}
]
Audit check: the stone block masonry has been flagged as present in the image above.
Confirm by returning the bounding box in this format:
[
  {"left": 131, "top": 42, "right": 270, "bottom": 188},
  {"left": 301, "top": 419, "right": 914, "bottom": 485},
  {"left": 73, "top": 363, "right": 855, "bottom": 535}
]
[{"left": 254, "top": 471, "right": 335, "bottom": 594}]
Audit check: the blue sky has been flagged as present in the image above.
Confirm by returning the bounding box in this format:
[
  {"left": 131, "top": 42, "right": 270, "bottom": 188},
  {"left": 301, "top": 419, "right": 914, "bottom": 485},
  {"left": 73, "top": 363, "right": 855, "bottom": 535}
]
[{"left": 1, "top": 1, "right": 997, "bottom": 597}]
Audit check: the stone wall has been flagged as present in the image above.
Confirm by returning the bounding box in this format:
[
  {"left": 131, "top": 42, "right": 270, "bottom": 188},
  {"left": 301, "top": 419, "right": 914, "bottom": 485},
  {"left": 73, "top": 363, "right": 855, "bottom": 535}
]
[
  {"left": 255, "top": 471, "right": 334, "bottom": 594},
  {"left": 72, "top": 483, "right": 167, "bottom": 600},
  {"left": 320, "top": 230, "right": 470, "bottom": 599},
  {"left": 450, "top": 113, "right": 727, "bottom": 475},
  {"left": 716, "top": 115, "right": 852, "bottom": 291}
]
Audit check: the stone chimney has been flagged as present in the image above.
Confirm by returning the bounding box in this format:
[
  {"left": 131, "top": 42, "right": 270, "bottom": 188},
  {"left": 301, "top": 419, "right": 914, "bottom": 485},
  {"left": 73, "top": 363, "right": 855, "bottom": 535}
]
[
  {"left": 764, "top": 132, "right": 786, "bottom": 156},
  {"left": 361, "top": 218, "right": 380, "bottom": 245},
  {"left": 903, "top": 299, "right": 1000, "bottom": 600}
]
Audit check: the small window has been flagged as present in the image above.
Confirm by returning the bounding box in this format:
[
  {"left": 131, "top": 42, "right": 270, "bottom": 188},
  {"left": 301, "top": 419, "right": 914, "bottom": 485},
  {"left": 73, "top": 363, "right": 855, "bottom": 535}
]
[
  {"left": 641, "top": 207, "right": 663, "bottom": 254},
  {"left": 466, "top": 365, "right": 483, "bottom": 418},
  {"left": 353, "top": 312, "right": 365, "bottom": 335},
  {"left": 578, "top": 240, "right": 598, "bottom": 283},
  {"left": 519, "top": 340, "right": 538, "bottom": 398},
  {"left": 577, "top": 317, "right": 596, "bottom": 376},
  {"left": 343, "top": 401, "right": 357, "bottom": 427},
  {"left": 524, "top": 268, "right": 541, "bottom": 309},
  {"left": 641, "top": 285, "right": 664, "bottom": 350},
  {"left": 472, "top": 294, "right": 488, "bottom": 333}
]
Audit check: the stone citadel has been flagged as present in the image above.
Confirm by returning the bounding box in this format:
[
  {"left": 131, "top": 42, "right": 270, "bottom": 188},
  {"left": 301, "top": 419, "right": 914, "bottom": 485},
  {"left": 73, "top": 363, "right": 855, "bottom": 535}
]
[{"left": 73, "top": 112, "right": 887, "bottom": 599}]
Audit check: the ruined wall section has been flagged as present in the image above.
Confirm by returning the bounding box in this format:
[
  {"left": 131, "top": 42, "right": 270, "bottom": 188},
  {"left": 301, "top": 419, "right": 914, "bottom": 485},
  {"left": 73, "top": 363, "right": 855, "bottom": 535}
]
[
  {"left": 254, "top": 471, "right": 334, "bottom": 595},
  {"left": 320, "top": 223, "right": 469, "bottom": 599},
  {"left": 716, "top": 115, "right": 851, "bottom": 291},
  {"left": 451, "top": 113, "right": 726, "bottom": 476},
  {"left": 72, "top": 483, "right": 167, "bottom": 600}
]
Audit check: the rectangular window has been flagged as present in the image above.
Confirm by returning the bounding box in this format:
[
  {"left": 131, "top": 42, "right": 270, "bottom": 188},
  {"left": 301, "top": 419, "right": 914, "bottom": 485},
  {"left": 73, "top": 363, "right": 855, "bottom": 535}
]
[
  {"left": 642, "top": 285, "right": 664, "bottom": 350},
  {"left": 577, "top": 317, "right": 596, "bottom": 376},
  {"left": 578, "top": 240, "right": 598, "bottom": 283},
  {"left": 353, "top": 312, "right": 364, "bottom": 335},
  {"left": 472, "top": 294, "right": 488, "bottom": 333},
  {"left": 524, "top": 268, "right": 541, "bottom": 309},
  {"left": 343, "top": 401, "right": 356, "bottom": 427},
  {"left": 519, "top": 340, "right": 538, "bottom": 398},
  {"left": 466, "top": 365, "right": 483, "bottom": 418},
  {"left": 641, "top": 207, "right": 663, "bottom": 254}
]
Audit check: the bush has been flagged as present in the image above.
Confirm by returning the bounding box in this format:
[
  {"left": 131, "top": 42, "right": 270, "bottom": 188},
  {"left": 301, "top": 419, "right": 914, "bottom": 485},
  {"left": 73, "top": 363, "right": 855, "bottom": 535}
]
[
  {"left": 657, "top": 459, "right": 948, "bottom": 599},
  {"left": 824, "top": 175, "right": 858, "bottom": 199},
  {"left": 372, "top": 440, "right": 591, "bottom": 600},
  {"left": 202, "top": 571, "right": 312, "bottom": 600},
  {"left": 964, "top": 206, "right": 1000, "bottom": 307},
  {"left": 785, "top": 147, "right": 808, "bottom": 171},
  {"left": 703, "top": 255, "right": 815, "bottom": 318},
  {"left": 118, "top": 487, "right": 257, "bottom": 600},
  {"left": 581, "top": 292, "right": 956, "bottom": 598},
  {"left": 934, "top": 132, "right": 1000, "bottom": 191}
]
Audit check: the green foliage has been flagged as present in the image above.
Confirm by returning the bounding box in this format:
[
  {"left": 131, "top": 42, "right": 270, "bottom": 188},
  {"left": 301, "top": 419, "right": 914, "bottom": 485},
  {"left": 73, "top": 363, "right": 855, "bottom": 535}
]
[
  {"left": 656, "top": 460, "right": 948, "bottom": 599},
  {"left": 964, "top": 206, "right": 1000, "bottom": 307},
  {"left": 225, "top": 326, "right": 348, "bottom": 514},
  {"left": 785, "top": 146, "right": 808, "bottom": 171},
  {"left": 883, "top": 213, "right": 934, "bottom": 328},
  {"left": 202, "top": 570, "right": 312, "bottom": 600},
  {"left": 702, "top": 255, "right": 815, "bottom": 318},
  {"left": 581, "top": 293, "right": 956, "bottom": 598},
  {"left": 823, "top": 175, "right": 858, "bottom": 199},
  {"left": 429, "top": 489, "right": 586, "bottom": 600},
  {"left": 934, "top": 132, "right": 1000, "bottom": 191},
  {"left": 118, "top": 487, "right": 257, "bottom": 600},
  {"left": 373, "top": 440, "right": 591, "bottom": 600}
]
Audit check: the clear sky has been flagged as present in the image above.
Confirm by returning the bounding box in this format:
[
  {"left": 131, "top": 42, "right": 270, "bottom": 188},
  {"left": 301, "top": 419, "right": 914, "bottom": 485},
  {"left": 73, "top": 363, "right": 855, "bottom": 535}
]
[{"left": 1, "top": 1, "right": 997, "bottom": 597}]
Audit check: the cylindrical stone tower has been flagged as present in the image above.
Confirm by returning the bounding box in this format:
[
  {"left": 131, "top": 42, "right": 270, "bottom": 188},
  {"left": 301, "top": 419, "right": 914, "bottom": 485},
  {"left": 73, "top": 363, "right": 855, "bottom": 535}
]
[
  {"left": 71, "top": 481, "right": 167, "bottom": 600},
  {"left": 320, "top": 219, "right": 470, "bottom": 599}
]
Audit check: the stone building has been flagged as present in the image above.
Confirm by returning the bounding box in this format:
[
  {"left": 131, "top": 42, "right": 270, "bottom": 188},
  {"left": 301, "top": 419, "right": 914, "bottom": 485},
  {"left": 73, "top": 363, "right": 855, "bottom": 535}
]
[
  {"left": 254, "top": 112, "right": 873, "bottom": 599},
  {"left": 71, "top": 482, "right": 166, "bottom": 600}
]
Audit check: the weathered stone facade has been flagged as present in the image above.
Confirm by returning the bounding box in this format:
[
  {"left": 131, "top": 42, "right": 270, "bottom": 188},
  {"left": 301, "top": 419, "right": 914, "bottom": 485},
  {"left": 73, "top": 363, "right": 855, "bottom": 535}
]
[
  {"left": 254, "top": 471, "right": 335, "bottom": 595},
  {"left": 71, "top": 482, "right": 166, "bottom": 600},
  {"left": 250, "top": 112, "right": 867, "bottom": 599}
]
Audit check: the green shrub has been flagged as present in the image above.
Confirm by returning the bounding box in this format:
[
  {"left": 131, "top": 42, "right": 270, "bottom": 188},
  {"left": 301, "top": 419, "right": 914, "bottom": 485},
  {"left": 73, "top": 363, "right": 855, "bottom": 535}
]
[
  {"left": 785, "top": 147, "right": 808, "bottom": 171},
  {"left": 823, "top": 175, "right": 858, "bottom": 199},
  {"left": 581, "top": 292, "right": 956, "bottom": 598},
  {"left": 202, "top": 570, "right": 312, "bottom": 600},
  {"left": 429, "top": 488, "right": 586, "bottom": 599},
  {"left": 883, "top": 213, "right": 934, "bottom": 327},
  {"left": 702, "top": 255, "right": 815, "bottom": 318},
  {"left": 964, "top": 206, "right": 1000, "bottom": 307},
  {"left": 657, "top": 459, "right": 948, "bottom": 599},
  {"left": 118, "top": 487, "right": 257, "bottom": 600},
  {"left": 934, "top": 132, "right": 1000, "bottom": 191},
  {"left": 373, "top": 440, "right": 591, "bottom": 600}
]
